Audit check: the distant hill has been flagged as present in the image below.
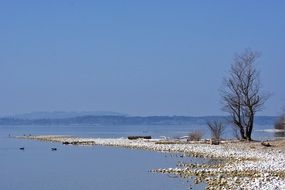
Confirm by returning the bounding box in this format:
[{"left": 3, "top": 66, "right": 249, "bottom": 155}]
[
  {"left": 10, "top": 111, "right": 126, "bottom": 120},
  {"left": 0, "top": 114, "right": 278, "bottom": 126}
]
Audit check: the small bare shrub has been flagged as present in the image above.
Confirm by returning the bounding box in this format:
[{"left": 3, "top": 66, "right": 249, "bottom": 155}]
[
  {"left": 274, "top": 115, "right": 285, "bottom": 130},
  {"left": 207, "top": 121, "right": 225, "bottom": 141},
  {"left": 187, "top": 130, "right": 203, "bottom": 141}
]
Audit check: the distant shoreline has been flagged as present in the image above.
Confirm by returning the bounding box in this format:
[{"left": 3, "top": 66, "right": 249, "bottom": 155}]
[
  {"left": 0, "top": 115, "right": 278, "bottom": 126},
  {"left": 255, "top": 129, "right": 285, "bottom": 133}
]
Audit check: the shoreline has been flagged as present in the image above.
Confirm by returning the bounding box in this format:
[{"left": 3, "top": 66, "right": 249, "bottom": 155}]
[
  {"left": 255, "top": 129, "right": 285, "bottom": 133},
  {"left": 18, "top": 135, "right": 285, "bottom": 190}
]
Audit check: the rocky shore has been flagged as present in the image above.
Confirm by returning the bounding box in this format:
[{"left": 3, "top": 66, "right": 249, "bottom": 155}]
[{"left": 18, "top": 135, "right": 285, "bottom": 190}]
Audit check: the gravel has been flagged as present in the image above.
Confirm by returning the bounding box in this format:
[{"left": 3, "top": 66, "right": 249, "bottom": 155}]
[{"left": 19, "top": 135, "right": 285, "bottom": 190}]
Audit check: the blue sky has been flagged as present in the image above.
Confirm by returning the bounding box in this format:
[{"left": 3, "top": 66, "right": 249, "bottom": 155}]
[{"left": 0, "top": 1, "right": 284, "bottom": 116}]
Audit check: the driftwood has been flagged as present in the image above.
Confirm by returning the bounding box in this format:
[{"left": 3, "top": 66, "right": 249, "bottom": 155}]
[
  {"left": 261, "top": 142, "right": 271, "bottom": 147},
  {"left": 210, "top": 139, "right": 220, "bottom": 145},
  {"left": 62, "top": 141, "right": 95, "bottom": 145},
  {"left": 128, "top": 136, "right": 151, "bottom": 140}
]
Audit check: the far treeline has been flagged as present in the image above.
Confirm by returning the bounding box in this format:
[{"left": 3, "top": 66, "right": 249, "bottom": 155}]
[{"left": 0, "top": 115, "right": 277, "bottom": 126}]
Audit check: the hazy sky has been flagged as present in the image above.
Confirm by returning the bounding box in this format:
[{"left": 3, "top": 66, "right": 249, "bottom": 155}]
[{"left": 0, "top": 1, "right": 284, "bottom": 116}]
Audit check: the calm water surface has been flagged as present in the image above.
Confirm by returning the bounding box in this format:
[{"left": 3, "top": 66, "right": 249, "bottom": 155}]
[
  {"left": 0, "top": 124, "right": 276, "bottom": 190},
  {"left": 0, "top": 125, "right": 209, "bottom": 190}
]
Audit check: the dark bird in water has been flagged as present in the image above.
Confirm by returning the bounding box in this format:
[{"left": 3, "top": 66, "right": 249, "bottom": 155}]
[
  {"left": 19, "top": 147, "right": 25, "bottom": 150},
  {"left": 51, "top": 148, "right": 57, "bottom": 151}
]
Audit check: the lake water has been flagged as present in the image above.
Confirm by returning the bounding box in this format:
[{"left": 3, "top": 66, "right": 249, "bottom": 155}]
[{"left": 0, "top": 124, "right": 278, "bottom": 190}]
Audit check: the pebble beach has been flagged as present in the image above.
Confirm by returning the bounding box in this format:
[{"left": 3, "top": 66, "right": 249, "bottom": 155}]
[{"left": 18, "top": 135, "right": 285, "bottom": 190}]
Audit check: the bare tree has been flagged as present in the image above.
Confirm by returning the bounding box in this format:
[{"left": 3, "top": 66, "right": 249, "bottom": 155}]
[
  {"left": 187, "top": 130, "right": 204, "bottom": 141},
  {"left": 221, "top": 49, "right": 268, "bottom": 141},
  {"left": 207, "top": 120, "right": 225, "bottom": 142},
  {"left": 232, "top": 125, "right": 241, "bottom": 140}
]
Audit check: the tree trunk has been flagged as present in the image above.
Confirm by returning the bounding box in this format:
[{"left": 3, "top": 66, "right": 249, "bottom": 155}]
[{"left": 245, "top": 115, "right": 254, "bottom": 141}]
